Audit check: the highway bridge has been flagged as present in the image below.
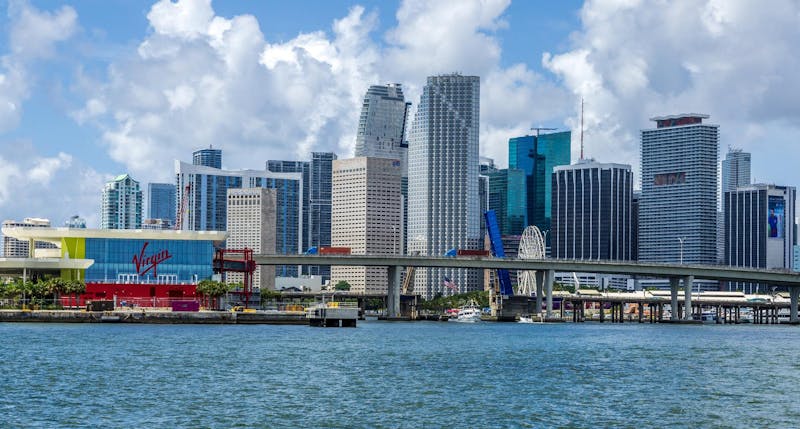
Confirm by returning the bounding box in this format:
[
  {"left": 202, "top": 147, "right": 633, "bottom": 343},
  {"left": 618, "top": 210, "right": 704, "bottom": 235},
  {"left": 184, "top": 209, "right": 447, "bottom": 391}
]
[{"left": 254, "top": 254, "right": 800, "bottom": 323}]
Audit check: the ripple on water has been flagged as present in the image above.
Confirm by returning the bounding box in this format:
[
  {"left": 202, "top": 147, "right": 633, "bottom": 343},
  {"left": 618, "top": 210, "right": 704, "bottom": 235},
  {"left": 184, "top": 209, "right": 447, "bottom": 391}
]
[{"left": 1, "top": 322, "right": 800, "bottom": 428}]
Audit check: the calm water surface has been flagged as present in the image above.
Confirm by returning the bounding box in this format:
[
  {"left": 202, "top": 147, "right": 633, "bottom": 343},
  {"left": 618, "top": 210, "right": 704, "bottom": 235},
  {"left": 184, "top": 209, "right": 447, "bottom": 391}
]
[{"left": 1, "top": 321, "right": 799, "bottom": 428}]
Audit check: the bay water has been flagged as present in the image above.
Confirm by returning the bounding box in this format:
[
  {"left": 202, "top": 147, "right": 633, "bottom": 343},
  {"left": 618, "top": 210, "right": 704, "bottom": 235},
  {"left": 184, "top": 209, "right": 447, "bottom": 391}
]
[{"left": 2, "top": 321, "right": 799, "bottom": 428}]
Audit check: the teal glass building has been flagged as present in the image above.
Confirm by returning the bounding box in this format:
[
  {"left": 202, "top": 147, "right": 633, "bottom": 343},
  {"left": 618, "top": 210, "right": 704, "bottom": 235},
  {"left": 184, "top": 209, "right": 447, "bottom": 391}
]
[
  {"left": 508, "top": 131, "right": 571, "bottom": 237},
  {"left": 487, "top": 168, "right": 527, "bottom": 235}
]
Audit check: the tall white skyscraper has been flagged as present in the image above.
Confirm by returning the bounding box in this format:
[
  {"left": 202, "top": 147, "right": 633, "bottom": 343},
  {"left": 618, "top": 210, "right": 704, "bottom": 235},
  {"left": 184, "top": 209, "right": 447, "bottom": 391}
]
[
  {"left": 330, "top": 157, "right": 402, "bottom": 294},
  {"left": 100, "top": 174, "right": 143, "bottom": 230},
  {"left": 226, "top": 188, "right": 276, "bottom": 290},
  {"left": 640, "top": 114, "right": 718, "bottom": 290},
  {"left": 354, "top": 84, "right": 410, "bottom": 164},
  {"left": 721, "top": 148, "right": 751, "bottom": 194},
  {"left": 408, "top": 74, "right": 481, "bottom": 298}
]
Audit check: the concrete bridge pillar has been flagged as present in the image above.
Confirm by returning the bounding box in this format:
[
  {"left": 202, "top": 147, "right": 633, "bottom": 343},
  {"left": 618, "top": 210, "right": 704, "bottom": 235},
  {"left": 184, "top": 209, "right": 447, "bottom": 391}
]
[
  {"left": 790, "top": 287, "right": 799, "bottom": 324},
  {"left": 669, "top": 277, "right": 680, "bottom": 321},
  {"left": 683, "top": 275, "right": 694, "bottom": 321},
  {"left": 535, "top": 271, "right": 544, "bottom": 315},
  {"left": 387, "top": 265, "right": 400, "bottom": 318},
  {"left": 545, "top": 269, "right": 554, "bottom": 319}
]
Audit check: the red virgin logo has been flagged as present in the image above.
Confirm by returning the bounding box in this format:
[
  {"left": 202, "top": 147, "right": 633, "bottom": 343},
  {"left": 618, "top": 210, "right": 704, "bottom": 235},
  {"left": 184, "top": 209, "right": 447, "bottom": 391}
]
[{"left": 132, "top": 242, "right": 172, "bottom": 277}]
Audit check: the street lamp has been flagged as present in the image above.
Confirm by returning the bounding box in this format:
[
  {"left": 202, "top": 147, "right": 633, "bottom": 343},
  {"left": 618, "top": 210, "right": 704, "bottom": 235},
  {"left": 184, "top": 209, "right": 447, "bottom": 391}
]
[{"left": 677, "top": 237, "right": 685, "bottom": 265}]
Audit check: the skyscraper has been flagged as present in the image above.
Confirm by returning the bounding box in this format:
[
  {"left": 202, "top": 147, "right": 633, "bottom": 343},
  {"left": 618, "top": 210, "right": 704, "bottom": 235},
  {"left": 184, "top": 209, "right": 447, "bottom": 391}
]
[
  {"left": 354, "top": 83, "right": 410, "bottom": 162},
  {"left": 148, "top": 183, "right": 176, "bottom": 225},
  {"left": 408, "top": 73, "right": 481, "bottom": 298},
  {"left": 193, "top": 146, "right": 222, "bottom": 169},
  {"left": 331, "top": 157, "right": 402, "bottom": 293},
  {"left": 508, "top": 131, "right": 571, "bottom": 237},
  {"left": 355, "top": 83, "right": 411, "bottom": 257},
  {"left": 308, "top": 152, "right": 337, "bottom": 278},
  {"left": 552, "top": 160, "right": 634, "bottom": 260},
  {"left": 267, "top": 159, "right": 310, "bottom": 250},
  {"left": 486, "top": 168, "right": 527, "bottom": 235},
  {"left": 227, "top": 188, "right": 277, "bottom": 290},
  {"left": 639, "top": 114, "right": 718, "bottom": 271},
  {"left": 721, "top": 148, "right": 751, "bottom": 194},
  {"left": 175, "top": 161, "right": 303, "bottom": 276},
  {"left": 101, "top": 174, "right": 143, "bottom": 230},
  {"left": 724, "top": 184, "right": 796, "bottom": 292}
]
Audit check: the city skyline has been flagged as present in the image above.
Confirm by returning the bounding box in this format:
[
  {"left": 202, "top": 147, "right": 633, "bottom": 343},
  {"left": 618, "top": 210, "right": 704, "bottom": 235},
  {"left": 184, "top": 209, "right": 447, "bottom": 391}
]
[{"left": 1, "top": 0, "right": 799, "bottom": 227}]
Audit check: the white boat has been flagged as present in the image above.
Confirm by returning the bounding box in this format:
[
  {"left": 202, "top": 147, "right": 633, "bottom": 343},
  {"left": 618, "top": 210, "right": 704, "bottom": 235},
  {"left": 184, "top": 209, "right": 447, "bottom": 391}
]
[
  {"left": 451, "top": 301, "right": 482, "bottom": 323},
  {"left": 518, "top": 315, "right": 541, "bottom": 324},
  {"left": 700, "top": 310, "right": 719, "bottom": 324}
]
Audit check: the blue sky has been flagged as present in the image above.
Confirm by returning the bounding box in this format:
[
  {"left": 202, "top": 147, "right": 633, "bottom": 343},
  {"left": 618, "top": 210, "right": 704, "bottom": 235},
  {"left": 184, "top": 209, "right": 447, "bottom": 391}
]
[{"left": 0, "top": 0, "right": 798, "bottom": 228}]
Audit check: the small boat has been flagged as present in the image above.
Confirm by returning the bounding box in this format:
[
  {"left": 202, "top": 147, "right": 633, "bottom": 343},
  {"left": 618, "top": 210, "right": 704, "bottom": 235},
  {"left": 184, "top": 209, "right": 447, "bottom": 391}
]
[
  {"left": 700, "top": 310, "right": 720, "bottom": 324},
  {"left": 518, "top": 315, "right": 540, "bottom": 324},
  {"left": 451, "top": 301, "right": 482, "bottom": 323}
]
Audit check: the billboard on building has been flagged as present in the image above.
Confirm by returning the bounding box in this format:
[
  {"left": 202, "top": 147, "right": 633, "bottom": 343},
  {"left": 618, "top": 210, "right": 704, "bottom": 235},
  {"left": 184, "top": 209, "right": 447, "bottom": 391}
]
[
  {"left": 768, "top": 196, "right": 785, "bottom": 239},
  {"left": 653, "top": 172, "right": 686, "bottom": 186}
]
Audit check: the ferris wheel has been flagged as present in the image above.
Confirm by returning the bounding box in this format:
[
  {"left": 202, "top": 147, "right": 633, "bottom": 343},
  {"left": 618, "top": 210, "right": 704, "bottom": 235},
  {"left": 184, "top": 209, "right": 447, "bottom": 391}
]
[{"left": 517, "top": 226, "right": 546, "bottom": 296}]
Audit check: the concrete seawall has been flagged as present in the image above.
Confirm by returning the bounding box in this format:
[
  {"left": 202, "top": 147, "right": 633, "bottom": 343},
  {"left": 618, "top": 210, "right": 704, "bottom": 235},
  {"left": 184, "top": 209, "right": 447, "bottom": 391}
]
[{"left": 0, "top": 310, "right": 307, "bottom": 325}]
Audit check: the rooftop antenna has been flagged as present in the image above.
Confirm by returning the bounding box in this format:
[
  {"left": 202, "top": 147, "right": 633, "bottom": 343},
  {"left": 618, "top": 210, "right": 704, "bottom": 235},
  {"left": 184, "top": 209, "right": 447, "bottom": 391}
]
[{"left": 580, "top": 97, "right": 585, "bottom": 160}]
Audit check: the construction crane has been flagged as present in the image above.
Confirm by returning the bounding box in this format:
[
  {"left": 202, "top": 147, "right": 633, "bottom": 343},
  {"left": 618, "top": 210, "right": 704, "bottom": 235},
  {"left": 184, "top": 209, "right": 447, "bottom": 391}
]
[
  {"left": 530, "top": 126, "right": 557, "bottom": 137},
  {"left": 175, "top": 183, "right": 191, "bottom": 230}
]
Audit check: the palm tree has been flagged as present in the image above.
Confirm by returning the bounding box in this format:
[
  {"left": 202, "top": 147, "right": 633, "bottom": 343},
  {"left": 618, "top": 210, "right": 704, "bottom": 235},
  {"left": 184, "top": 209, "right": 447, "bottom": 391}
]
[
  {"left": 65, "top": 279, "right": 86, "bottom": 309},
  {"left": 196, "top": 279, "right": 230, "bottom": 310}
]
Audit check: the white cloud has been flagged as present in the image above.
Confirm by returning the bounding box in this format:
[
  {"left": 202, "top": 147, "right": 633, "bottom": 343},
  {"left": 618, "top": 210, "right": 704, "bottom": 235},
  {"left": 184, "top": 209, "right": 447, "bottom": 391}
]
[
  {"left": 71, "top": 0, "right": 570, "bottom": 183},
  {"left": 544, "top": 0, "right": 800, "bottom": 186},
  {"left": 27, "top": 152, "right": 73, "bottom": 185},
  {"left": 0, "top": 1, "right": 77, "bottom": 132},
  {"left": 0, "top": 142, "right": 105, "bottom": 227}
]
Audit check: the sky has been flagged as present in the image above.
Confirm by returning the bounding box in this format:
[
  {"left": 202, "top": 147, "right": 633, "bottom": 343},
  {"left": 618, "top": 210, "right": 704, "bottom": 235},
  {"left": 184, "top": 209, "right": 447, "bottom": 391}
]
[{"left": 0, "top": 0, "right": 799, "bottom": 229}]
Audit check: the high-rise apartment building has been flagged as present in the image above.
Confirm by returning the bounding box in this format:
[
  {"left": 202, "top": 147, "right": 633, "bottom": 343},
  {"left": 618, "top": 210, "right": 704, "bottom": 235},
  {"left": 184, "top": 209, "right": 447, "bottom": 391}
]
[
  {"left": 100, "top": 174, "right": 143, "bottom": 230},
  {"left": 148, "top": 183, "right": 176, "bottom": 226},
  {"left": 2, "top": 218, "right": 56, "bottom": 257},
  {"left": 175, "top": 161, "right": 302, "bottom": 276},
  {"left": 552, "top": 160, "right": 634, "bottom": 260},
  {"left": 721, "top": 148, "right": 751, "bottom": 194},
  {"left": 639, "top": 114, "right": 718, "bottom": 287},
  {"left": 227, "top": 188, "right": 277, "bottom": 290},
  {"left": 193, "top": 146, "right": 222, "bottom": 169},
  {"left": 508, "top": 131, "right": 571, "bottom": 237},
  {"left": 724, "top": 184, "right": 796, "bottom": 292},
  {"left": 331, "top": 157, "right": 402, "bottom": 293},
  {"left": 408, "top": 74, "right": 481, "bottom": 298}
]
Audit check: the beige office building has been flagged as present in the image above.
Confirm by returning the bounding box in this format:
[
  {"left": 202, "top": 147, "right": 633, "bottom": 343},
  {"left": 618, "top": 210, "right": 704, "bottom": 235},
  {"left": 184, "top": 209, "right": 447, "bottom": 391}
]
[
  {"left": 226, "top": 188, "right": 276, "bottom": 290},
  {"left": 331, "top": 157, "right": 402, "bottom": 293}
]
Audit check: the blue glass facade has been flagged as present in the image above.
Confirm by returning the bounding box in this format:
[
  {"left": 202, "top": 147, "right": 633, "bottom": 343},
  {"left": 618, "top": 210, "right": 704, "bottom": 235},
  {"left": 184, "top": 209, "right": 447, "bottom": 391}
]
[
  {"left": 193, "top": 148, "right": 222, "bottom": 169},
  {"left": 508, "top": 131, "right": 571, "bottom": 237},
  {"left": 148, "top": 183, "right": 176, "bottom": 223},
  {"left": 84, "top": 238, "right": 215, "bottom": 283}
]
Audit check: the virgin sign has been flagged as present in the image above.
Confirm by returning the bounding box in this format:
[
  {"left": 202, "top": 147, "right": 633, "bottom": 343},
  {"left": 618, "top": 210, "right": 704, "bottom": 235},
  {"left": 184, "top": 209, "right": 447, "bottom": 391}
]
[{"left": 132, "top": 242, "right": 172, "bottom": 277}]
